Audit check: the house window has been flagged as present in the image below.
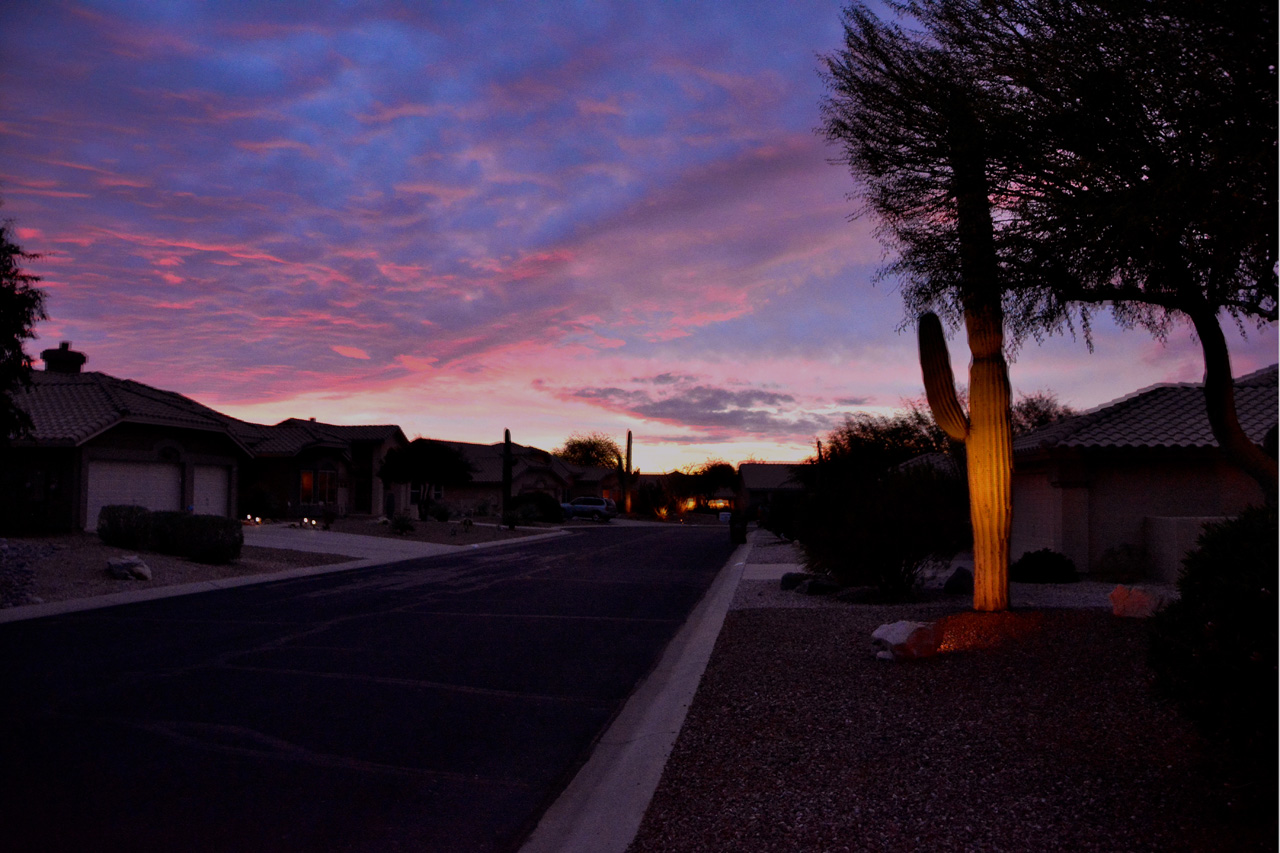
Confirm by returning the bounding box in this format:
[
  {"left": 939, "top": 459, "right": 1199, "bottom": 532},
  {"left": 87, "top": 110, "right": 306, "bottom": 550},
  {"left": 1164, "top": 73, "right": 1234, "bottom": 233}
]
[
  {"left": 410, "top": 483, "right": 444, "bottom": 504},
  {"left": 316, "top": 469, "right": 338, "bottom": 504},
  {"left": 300, "top": 466, "right": 340, "bottom": 505}
]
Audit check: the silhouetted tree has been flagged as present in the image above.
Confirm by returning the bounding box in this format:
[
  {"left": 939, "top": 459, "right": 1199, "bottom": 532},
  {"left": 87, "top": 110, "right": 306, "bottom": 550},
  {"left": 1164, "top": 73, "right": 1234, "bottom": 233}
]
[
  {"left": 377, "top": 439, "right": 473, "bottom": 519},
  {"left": 0, "top": 214, "right": 47, "bottom": 444},
  {"left": 554, "top": 432, "right": 624, "bottom": 469},
  {"left": 823, "top": 5, "right": 1015, "bottom": 609},
  {"left": 1009, "top": 391, "right": 1073, "bottom": 437},
  {"left": 824, "top": 0, "right": 1276, "bottom": 491},
  {"left": 821, "top": 0, "right": 1276, "bottom": 607}
]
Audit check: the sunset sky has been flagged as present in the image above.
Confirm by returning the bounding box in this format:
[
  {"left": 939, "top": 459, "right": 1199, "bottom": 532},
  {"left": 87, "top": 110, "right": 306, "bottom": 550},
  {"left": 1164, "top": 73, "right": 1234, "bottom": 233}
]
[{"left": 2, "top": 1, "right": 1274, "bottom": 472}]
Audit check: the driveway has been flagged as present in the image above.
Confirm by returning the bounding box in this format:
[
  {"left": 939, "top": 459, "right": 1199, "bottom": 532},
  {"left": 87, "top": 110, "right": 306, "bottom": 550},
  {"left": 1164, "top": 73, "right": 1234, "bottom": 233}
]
[{"left": 0, "top": 525, "right": 735, "bottom": 853}]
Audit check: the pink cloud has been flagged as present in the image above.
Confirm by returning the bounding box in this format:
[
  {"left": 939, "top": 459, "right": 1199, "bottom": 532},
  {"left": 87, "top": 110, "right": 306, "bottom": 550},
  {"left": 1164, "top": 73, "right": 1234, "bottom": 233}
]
[{"left": 331, "top": 345, "right": 372, "bottom": 360}]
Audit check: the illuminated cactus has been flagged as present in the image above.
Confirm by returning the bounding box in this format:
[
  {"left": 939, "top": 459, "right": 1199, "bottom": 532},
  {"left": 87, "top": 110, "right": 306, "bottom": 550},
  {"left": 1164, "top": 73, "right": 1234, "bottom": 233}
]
[{"left": 918, "top": 309, "right": 1013, "bottom": 612}]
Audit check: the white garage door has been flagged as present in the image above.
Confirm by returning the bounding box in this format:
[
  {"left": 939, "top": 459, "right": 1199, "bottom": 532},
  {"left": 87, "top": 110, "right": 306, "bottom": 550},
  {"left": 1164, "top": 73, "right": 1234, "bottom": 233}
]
[
  {"left": 193, "top": 465, "right": 230, "bottom": 517},
  {"left": 86, "top": 460, "right": 182, "bottom": 531}
]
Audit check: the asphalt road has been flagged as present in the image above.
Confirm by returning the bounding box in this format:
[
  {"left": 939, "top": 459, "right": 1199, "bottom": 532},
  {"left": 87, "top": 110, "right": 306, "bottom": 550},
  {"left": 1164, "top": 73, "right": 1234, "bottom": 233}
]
[{"left": 0, "top": 525, "right": 736, "bottom": 853}]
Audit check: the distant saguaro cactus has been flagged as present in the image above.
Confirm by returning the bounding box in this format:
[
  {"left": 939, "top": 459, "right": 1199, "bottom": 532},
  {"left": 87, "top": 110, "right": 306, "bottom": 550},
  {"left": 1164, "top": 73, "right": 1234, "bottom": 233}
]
[
  {"left": 624, "top": 430, "right": 633, "bottom": 513},
  {"left": 918, "top": 310, "right": 1012, "bottom": 612},
  {"left": 502, "top": 428, "right": 513, "bottom": 517}
]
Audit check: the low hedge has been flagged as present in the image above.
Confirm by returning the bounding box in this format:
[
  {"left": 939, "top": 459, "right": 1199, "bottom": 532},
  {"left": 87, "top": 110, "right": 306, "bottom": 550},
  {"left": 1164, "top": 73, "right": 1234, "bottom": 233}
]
[
  {"left": 95, "top": 506, "right": 243, "bottom": 564},
  {"left": 97, "top": 505, "right": 152, "bottom": 550}
]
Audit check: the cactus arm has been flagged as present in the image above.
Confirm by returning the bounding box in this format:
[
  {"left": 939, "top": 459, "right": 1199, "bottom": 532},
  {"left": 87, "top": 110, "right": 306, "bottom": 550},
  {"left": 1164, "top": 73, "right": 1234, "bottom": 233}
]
[{"left": 918, "top": 312, "right": 971, "bottom": 442}]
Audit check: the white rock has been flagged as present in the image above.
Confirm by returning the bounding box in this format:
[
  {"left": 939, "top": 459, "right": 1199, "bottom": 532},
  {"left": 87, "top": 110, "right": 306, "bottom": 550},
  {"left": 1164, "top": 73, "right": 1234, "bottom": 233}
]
[
  {"left": 871, "top": 620, "right": 939, "bottom": 661},
  {"left": 107, "top": 555, "right": 152, "bottom": 581}
]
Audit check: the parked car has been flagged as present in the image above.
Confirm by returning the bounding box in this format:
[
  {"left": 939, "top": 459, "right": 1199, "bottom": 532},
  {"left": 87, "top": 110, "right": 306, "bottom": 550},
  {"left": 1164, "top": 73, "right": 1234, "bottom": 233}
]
[{"left": 561, "top": 496, "right": 618, "bottom": 522}]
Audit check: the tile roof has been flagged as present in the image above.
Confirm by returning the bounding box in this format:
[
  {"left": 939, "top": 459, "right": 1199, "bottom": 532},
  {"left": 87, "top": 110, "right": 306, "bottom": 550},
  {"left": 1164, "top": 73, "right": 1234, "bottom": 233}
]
[
  {"left": 13, "top": 371, "right": 247, "bottom": 448},
  {"left": 443, "top": 440, "right": 577, "bottom": 485},
  {"left": 12, "top": 370, "right": 407, "bottom": 460},
  {"left": 1015, "top": 364, "right": 1277, "bottom": 456}
]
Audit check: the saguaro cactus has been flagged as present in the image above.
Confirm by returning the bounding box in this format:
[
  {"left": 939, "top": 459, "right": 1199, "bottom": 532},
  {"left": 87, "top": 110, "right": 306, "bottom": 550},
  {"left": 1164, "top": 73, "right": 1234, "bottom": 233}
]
[
  {"left": 919, "top": 310, "right": 1013, "bottom": 612},
  {"left": 502, "top": 428, "right": 513, "bottom": 517},
  {"left": 623, "top": 430, "right": 633, "bottom": 513}
]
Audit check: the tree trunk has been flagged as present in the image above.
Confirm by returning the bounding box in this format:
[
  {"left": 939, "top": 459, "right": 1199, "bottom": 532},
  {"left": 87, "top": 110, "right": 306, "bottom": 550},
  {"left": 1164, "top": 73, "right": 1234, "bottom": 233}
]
[{"left": 1186, "top": 305, "right": 1278, "bottom": 497}]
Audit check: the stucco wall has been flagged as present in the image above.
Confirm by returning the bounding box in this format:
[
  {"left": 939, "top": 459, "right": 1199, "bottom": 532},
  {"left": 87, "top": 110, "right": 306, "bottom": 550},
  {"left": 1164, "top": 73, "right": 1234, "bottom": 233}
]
[{"left": 1012, "top": 448, "right": 1264, "bottom": 578}]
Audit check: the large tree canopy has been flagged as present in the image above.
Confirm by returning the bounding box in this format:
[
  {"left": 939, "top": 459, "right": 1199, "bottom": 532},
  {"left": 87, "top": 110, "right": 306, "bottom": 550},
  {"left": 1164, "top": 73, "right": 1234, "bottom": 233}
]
[
  {"left": 0, "top": 214, "right": 47, "bottom": 444},
  {"left": 554, "top": 431, "right": 624, "bottom": 470},
  {"left": 377, "top": 438, "right": 473, "bottom": 514},
  {"left": 822, "top": 0, "right": 1277, "bottom": 492}
]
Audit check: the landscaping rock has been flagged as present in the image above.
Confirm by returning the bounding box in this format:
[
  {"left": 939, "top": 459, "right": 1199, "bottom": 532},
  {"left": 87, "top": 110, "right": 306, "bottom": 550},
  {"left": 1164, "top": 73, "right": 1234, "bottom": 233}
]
[
  {"left": 1109, "top": 585, "right": 1173, "bottom": 618},
  {"left": 803, "top": 577, "right": 843, "bottom": 596},
  {"left": 779, "top": 572, "right": 809, "bottom": 592},
  {"left": 943, "top": 567, "right": 974, "bottom": 594},
  {"left": 871, "top": 620, "right": 939, "bottom": 661},
  {"left": 107, "top": 555, "right": 152, "bottom": 581}
]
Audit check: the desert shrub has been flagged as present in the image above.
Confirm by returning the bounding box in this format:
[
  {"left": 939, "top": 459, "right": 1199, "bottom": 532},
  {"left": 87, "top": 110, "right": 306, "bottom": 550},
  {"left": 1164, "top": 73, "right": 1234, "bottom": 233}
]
[
  {"left": 1010, "top": 548, "right": 1078, "bottom": 583},
  {"left": 183, "top": 515, "right": 243, "bottom": 564},
  {"left": 147, "top": 510, "right": 191, "bottom": 556},
  {"left": 148, "top": 511, "right": 242, "bottom": 563},
  {"left": 797, "top": 467, "right": 969, "bottom": 600},
  {"left": 96, "top": 505, "right": 152, "bottom": 549},
  {"left": 99, "top": 507, "right": 242, "bottom": 563},
  {"left": 430, "top": 504, "right": 450, "bottom": 522},
  {"left": 758, "top": 491, "right": 803, "bottom": 541},
  {"left": 509, "top": 492, "right": 563, "bottom": 523},
  {"left": 390, "top": 513, "right": 415, "bottom": 535},
  {"left": 1149, "top": 505, "right": 1277, "bottom": 806},
  {"left": 501, "top": 510, "right": 518, "bottom": 529}
]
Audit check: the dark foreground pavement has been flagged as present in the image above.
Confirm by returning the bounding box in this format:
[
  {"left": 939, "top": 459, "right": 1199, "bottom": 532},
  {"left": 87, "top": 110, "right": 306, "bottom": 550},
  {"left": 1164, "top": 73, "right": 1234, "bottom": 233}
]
[{"left": 0, "top": 525, "right": 735, "bottom": 853}]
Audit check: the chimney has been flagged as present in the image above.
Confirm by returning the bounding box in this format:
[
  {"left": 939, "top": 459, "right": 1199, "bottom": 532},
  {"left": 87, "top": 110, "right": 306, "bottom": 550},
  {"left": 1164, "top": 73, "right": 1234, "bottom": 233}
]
[{"left": 41, "top": 341, "right": 87, "bottom": 374}]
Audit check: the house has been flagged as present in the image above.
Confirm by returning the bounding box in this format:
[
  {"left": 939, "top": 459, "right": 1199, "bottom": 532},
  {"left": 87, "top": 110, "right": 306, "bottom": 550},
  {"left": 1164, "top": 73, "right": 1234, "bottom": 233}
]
[
  {"left": 1011, "top": 364, "right": 1276, "bottom": 580},
  {"left": 4, "top": 343, "right": 414, "bottom": 531},
  {"left": 3, "top": 343, "right": 250, "bottom": 533},
  {"left": 439, "top": 440, "right": 579, "bottom": 515},
  {"left": 227, "top": 418, "right": 410, "bottom": 520},
  {"left": 737, "top": 462, "right": 803, "bottom": 517}
]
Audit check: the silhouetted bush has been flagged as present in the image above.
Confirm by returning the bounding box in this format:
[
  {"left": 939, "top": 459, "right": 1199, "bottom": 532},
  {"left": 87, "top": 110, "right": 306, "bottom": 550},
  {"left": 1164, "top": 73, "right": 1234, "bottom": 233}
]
[
  {"left": 430, "top": 504, "right": 450, "bottom": 522},
  {"left": 97, "top": 507, "right": 242, "bottom": 564},
  {"left": 96, "top": 505, "right": 152, "bottom": 550},
  {"left": 758, "top": 490, "right": 803, "bottom": 541},
  {"left": 798, "top": 467, "right": 969, "bottom": 600},
  {"left": 390, "top": 513, "right": 415, "bottom": 535},
  {"left": 184, "top": 515, "right": 243, "bottom": 564},
  {"left": 1010, "top": 548, "right": 1078, "bottom": 583},
  {"left": 1149, "top": 505, "right": 1277, "bottom": 809},
  {"left": 509, "top": 492, "right": 563, "bottom": 523},
  {"left": 148, "top": 510, "right": 191, "bottom": 556}
]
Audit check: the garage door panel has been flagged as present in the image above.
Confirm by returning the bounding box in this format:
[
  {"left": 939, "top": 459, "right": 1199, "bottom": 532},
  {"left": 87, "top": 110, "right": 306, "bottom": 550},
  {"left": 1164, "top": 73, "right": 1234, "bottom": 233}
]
[
  {"left": 193, "top": 465, "right": 230, "bottom": 517},
  {"left": 86, "top": 461, "right": 182, "bottom": 531}
]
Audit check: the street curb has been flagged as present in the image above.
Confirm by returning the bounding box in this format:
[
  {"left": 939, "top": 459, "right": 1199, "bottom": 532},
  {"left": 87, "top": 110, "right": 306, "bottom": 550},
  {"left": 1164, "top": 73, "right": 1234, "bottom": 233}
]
[
  {"left": 0, "top": 529, "right": 568, "bottom": 625},
  {"left": 518, "top": 536, "right": 755, "bottom": 853}
]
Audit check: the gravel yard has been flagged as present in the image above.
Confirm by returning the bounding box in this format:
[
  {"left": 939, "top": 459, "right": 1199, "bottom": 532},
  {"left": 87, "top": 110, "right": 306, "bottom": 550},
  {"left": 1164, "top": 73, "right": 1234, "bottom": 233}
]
[
  {"left": 628, "top": 536, "right": 1274, "bottom": 853},
  {"left": 0, "top": 533, "right": 357, "bottom": 608}
]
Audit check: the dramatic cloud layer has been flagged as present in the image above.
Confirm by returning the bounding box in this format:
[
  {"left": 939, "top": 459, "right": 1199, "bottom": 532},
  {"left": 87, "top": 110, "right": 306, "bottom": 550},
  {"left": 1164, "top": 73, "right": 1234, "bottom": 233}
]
[{"left": 2, "top": 1, "right": 1273, "bottom": 470}]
